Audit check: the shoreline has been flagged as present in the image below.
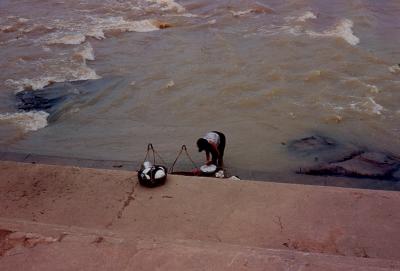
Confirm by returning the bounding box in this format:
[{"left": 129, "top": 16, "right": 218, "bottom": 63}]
[{"left": 1, "top": 150, "right": 399, "bottom": 191}]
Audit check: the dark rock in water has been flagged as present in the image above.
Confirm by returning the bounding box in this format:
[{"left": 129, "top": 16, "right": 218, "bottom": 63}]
[
  {"left": 299, "top": 151, "right": 400, "bottom": 181},
  {"left": 16, "top": 89, "right": 72, "bottom": 111},
  {"left": 288, "top": 135, "right": 337, "bottom": 154},
  {"left": 14, "top": 77, "right": 128, "bottom": 122},
  {"left": 287, "top": 134, "right": 361, "bottom": 164},
  {"left": 14, "top": 79, "right": 100, "bottom": 113}
]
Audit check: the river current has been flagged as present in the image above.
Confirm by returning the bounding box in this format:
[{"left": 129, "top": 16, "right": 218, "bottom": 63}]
[{"left": 1, "top": 0, "right": 399, "bottom": 184}]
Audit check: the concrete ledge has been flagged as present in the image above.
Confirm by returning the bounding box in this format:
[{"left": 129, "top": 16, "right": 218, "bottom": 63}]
[
  {"left": 1, "top": 161, "right": 400, "bottom": 269},
  {"left": 1, "top": 219, "right": 399, "bottom": 271}
]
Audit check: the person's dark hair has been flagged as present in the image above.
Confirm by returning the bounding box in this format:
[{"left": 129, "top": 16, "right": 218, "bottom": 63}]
[{"left": 197, "top": 138, "right": 209, "bottom": 152}]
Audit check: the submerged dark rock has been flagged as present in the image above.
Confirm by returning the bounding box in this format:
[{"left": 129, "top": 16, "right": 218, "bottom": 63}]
[
  {"left": 288, "top": 135, "right": 337, "bottom": 155},
  {"left": 14, "top": 77, "right": 128, "bottom": 122},
  {"left": 299, "top": 151, "right": 400, "bottom": 181},
  {"left": 16, "top": 88, "right": 72, "bottom": 111},
  {"left": 14, "top": 79, "right": 98, "bottom": 114},
  {"left": 288, "top": 134, "right": 400, "bottom": 181}
]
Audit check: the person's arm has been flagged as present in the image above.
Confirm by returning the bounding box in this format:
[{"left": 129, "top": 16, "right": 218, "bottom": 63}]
[
  {"left": 205, "top": 142, "right": 219, "bottom": 165},
  {"left": 205, "top": 151, "right": 211, "bottom": 164},
  {"left": 209, "top": 145, "right": 219, "bottom": 165}
]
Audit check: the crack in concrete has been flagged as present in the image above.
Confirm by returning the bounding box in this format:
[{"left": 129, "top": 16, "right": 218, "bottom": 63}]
[
  {"left": 106, "top": 178, "right": 137, "bottom": 228},
  {"left": 273, "top": 215, "right": 284, "bottom": 233},
  {"left": 117, "top": 181, "right": 137, "bottom": 219}
]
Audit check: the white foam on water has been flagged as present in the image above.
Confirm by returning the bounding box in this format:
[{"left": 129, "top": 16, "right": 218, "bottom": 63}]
[
  {"left": 2, "top": 12, "right": 171, "bottom": 95},
  {"left": 350, "top": 97, "right": 384, "bottom": 115},
  {"left": 118, "top": 18, "right": 161, "bottom": 32},
  {"left": 341, "top": 77, "right": 381, "bottom": 93},
  {"left": 0, "top": 111, "right": 49, "bottom": 132},
  {"left": 178, "top": 13, "right": 199, "bottom": 18},
  {"left": 356, "top": 81, "right": 380, "bottom": 94},
  {"left": 231, "top": 5, "right": 274, "bottom": 17},
  {"left": 42, "top": 46, "right": 51, "bottom": 52},
  {"left": 86, "top": 28, "right": 106, "bottom": 40},
  {"left": 68, "top": 66, "right": 101, "bottom": 81},
  {"left": 17, "top": 17, "right": 30, "bottom": 23},
  {"left": 296, "top": 11, "right": 317, "bottom": 22},
  {"left": 284, "top": 11, "right": 315, "bottom": 23},
  {"left": 306, "top": 19, "right": 360, "bottom": 46},
  {"left": 254, "top": 24, "right": 302, "bottom": 37},
  {"left": 165, "top": 80, "right": 175, "bottom": 88},
  {"left": 74, "top": 42, "right": 95, "bottom": 61},
  {"left": 87, "top": 17, "right": 162, "bottom": 36},
  {"left": 258, "top": 17, "right": 358, "bottom": 46},
  {"left": 0, "top": 17, "right": 31, "bottom": 33},
  {"left": 0, "top": 16, "right": 53, "bottom": 36},
  {"left": 281, "top": 25, "right": 302, "bottom": 36},
  {"left": 23, "top": 23, "right": 54, "bottom": 34},
  {"left": 47, "top": 33, "right": 86, "bottom": 45},
  {"left": 389, "top": 65, "right": 400, "bottom": 74},
  {"left": 366, "top": 84, "right": 380, "bottom": 94},
  {"left": 367, "top": 97, "right": 384, "bottom": 115},
  {"left": 231, "top": 9, "right": 253, "bottom": 17},
  {"left": 5, "top": 64, "right": 100, "bottom": 93},
  {"left": 67, "top": 65, "right": 101, "bottom": 81},
  {"left": 0, "top": 24, "right": 17, "bottom": 32},
  {"left": 146, "top": 0, "right": 186, "bottom": 13},
  {"left": 41, "top": 17, "right": 165, "bottom": 45},
  {"left": 6, "top": 77, "right": 61, "bottom": 92},
  {"left": 333, "top": 106, "right": 345, "bottom": 111}
]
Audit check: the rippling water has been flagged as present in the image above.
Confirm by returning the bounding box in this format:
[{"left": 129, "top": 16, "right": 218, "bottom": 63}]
[{"left": 1, "top": 0, "right": 400, "bottom": 182}]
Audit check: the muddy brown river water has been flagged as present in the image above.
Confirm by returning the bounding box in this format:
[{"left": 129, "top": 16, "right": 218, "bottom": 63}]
[{"left": 0, "top": 0, "right": 400, "bottom": 187}]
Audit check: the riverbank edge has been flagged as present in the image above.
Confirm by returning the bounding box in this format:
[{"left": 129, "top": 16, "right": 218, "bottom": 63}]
[{"left": 1, "top": 150, "right": 400, "bottom": 191}]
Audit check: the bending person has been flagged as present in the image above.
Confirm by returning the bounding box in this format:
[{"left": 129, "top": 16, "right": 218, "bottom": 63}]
[{"left": 196, "top": 131, "right": 226, "bottom": 168}]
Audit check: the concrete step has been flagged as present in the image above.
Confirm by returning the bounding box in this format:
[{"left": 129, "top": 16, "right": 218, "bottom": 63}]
[
  {"left": 0, "top": 218, "right": 399, "bottom": 271},
  {"left": 1, "top": 161, "right": 400, "bottom": 270}
]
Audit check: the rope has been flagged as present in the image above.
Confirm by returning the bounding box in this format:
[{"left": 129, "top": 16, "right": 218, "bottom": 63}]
[
  {"left": 183, "top": 145, "right": 198, "bottom": 169},
  {"left": 169, "top": 147, "right": 184, "bottom": 172},
  {"left": 139, "top": 143, "right": 167, "bottom": 170},
  {"left": 154, "top": 148, "right": 167, "bottom": 165},
  {"left": 143, "top": 143, "right": 154, "bottom": 165},
  {"left": 170, "top": 145, "right": 198, "bottom": 173}
]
